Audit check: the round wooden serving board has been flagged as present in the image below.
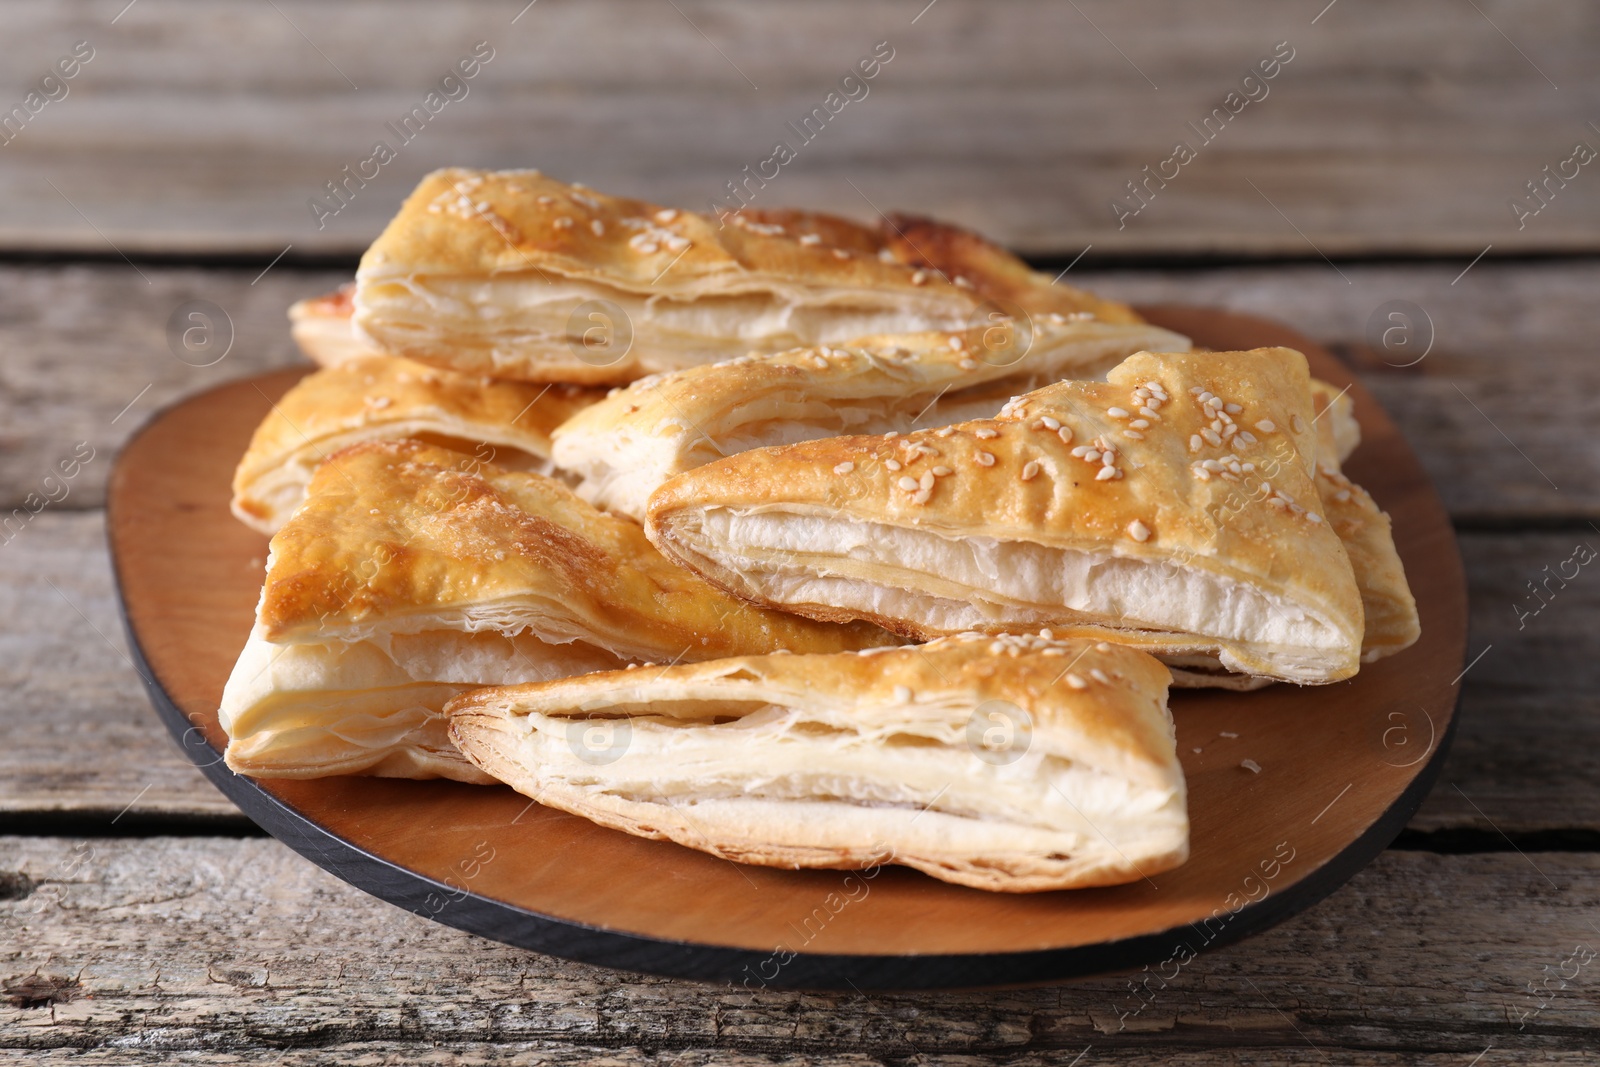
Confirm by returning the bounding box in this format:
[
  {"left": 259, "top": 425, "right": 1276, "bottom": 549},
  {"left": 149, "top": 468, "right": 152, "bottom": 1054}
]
[{"left": 108, "top": 307, "right": 1467, "bottom": 990}]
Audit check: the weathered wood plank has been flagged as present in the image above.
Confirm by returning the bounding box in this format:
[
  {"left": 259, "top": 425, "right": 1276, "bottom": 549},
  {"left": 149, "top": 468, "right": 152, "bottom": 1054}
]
[
  {"left": 2, "top": 838, "right": 1597, "bottom": 1058},
  {"left": 2, "top": 260, "right": 1596, "bottom": 521},
  {"left": 0, "top": 1, "right": 1596, "bottom": 256},
  {"left": 1, "top": 512, "right": 1595, "bottom": 839}
]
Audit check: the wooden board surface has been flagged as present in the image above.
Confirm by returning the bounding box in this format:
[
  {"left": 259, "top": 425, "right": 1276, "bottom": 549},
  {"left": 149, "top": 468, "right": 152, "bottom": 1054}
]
[
  {"left": 1, "top": 1, "right": 1597, "bottom": 257},
  {"left": 3, "top": 837, "right": 1596, "bottom": 1062},
  {"left": 101, "top": 308, "right": 1465, "bottom": 985}
]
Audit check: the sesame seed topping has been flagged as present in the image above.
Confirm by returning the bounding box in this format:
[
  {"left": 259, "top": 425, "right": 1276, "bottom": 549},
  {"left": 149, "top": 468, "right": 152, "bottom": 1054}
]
[
  {"left": 1101, "top": 452, "right": 1116, "bottom": 467},
  {"left": 1090, "top": 668, "right": 1111, "bottom": 684},
  {"left": 885, "top": 459, "right": 902, "bottom": 471},
  {"left": 833, "top": 461, "right": 854, "bottom": 475},
  {"left": 1307, "top": 512, "right": 1324, "bottom": 523},
  {"left": 1021, "top": 460, "right": 1042, "bottom": 481},
  {"left": 554, "top": 217, "right": 574, "bottom": 229},
  {"left": 655, "top": 208, "right": 678, "bottom": 223},
  {"left": 974, "top": 427, "right": 998, "bottom": 440},
  {"left": 1291, "top": 414, "right": 1306, "bottom": 434},
  {"left": 1225, "top": 402, "right": 1242, "bottom": 414},
  {"left": 1065, "top": 673, "right": 1089, "bottom": 689},
  {"left": 1189, "top": 434, "right": 1203, "bottom": 452},
  {"left": 932, "top": 465, "right": 953, "bottom": 476},
  {"left": 1041, "top": 415, "right": 1061, "bottom": 430},
  {"left": 893, "top": 685, "right": 913, "bottom": 703},
  {"left": 1107, "top": 406, "right": 1130, "bottom": 419},
  {"left": 884, "top": 431, "right": 899, "bottom": 439},
  {"left": 897, "top": 476, "right": 919, "bottom": 491},
  {"left": 976, "top": 451, "right": 996, "bottom": 466},
  {"left": 1241, "top": 759, "right": 1262, "bottom": 774},
  {"left": 959, "top": 358, "right": 978, "bottom": 370},
  {"left": 1202, "top": 429, "right": 1223, "bottom": 446},
  {"left": 1237, "top": 431, "right": 1258, "bottom": 445},
  {"left": 1130, "top": 419, "right": 1149, "bottom": 429},
  {"left": 798, "top": 233, "right": 822, "bottom": 245},
  {"left": 1058, "top": 426, "right": 1074, "bottom": 445},
  {"left": 1127, "top": 519, "right": 1151, "bottom": 542},
  {"left": 1255, "top": 419, "right": 1276, "bottom": 433},
  {"left": 919, "top": 471, "right": 936, "bottom": 490},
  {"left": 1095, "top": 466, "right": 1118, "bottom": 481},
  {"left": 911, "top": 270, "right": 928, "bottom": 285},
  {"left": 1096, "top": 641, "right": 1111, "bottom": 652},
  {"left": 1333, "top": 488, "right": 1352, "bottom": 502},
  {"left": 590, "top": 219, "right": 605, "bottom": 236},
  {"left": 1139, "top": 407, "right": 1160, "bottom": 420},
  {"left": 1123, "top": 429, "right": 1145, "bottom": 440},
  {"left": 833, "top": 248, "right": 851, "bottom": 260}
]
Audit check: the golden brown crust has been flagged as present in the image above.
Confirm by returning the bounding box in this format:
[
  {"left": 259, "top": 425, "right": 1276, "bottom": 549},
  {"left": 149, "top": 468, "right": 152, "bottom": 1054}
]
[
  {"left": 447, "top": 633, "right": 1187, "bottom": 892},
  {"left": 882, "top": 213, "right": 1145, "bottom": 325},
  {"left": 229, "top": 355, "right": 601, "bottom": 534},
  {"left": 259, "top": 439, "right": 895, "bottom": 660},
  {"left": 647, "top": 347, "right": 1366, "bottom": 683}
]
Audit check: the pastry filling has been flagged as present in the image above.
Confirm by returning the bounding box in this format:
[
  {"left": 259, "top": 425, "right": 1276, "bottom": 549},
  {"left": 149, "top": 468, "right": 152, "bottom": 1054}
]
[
  {"left": 220, "top": 626, "right": 625, "bottom": 779},
  {"left": 666, "top": 508, "right": 1349, "bottom": 679},
  {"left": 359, "top": 276, "right": 972, "bottom": 368},
  {"left": 459, "top": 692, "right": 1186, "bottom": 870}
]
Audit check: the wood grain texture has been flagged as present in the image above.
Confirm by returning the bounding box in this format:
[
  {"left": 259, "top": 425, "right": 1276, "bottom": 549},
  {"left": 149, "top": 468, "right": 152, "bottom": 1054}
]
[
  {"left": 2, "top": 837, "right": 1597, "bottom": 1058},
  {"left": 0, "top": 1, "right": 1596, "bottom": 256},
  {"left": 3, "top": 260, "right": 1594, "bottom": 520}
]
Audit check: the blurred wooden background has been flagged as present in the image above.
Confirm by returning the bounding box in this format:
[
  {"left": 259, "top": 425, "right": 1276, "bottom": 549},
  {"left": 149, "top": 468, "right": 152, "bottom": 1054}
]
[
  {"left": 4, "top": 3, "right": 1600, "bottom": 1064},
  {"left": 1, "top": 0, "right": 1596, "bottom": 258}
]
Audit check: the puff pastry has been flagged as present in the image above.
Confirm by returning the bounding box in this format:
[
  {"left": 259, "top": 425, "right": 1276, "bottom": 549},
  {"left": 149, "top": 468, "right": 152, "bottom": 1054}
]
[
  {"left": 448, "top": 632, "right": 1188, "bottom": 892},
  {"left": 230, "top": 355, "right": 600, "bottom": 534},
  {"left": 648, "top": 347, "right": 1367, "bottom": 686},
  {"left": 1308, "top": 386, "right": 1420, "bottom": 663},
  {"left": 221, "top": 440, "right": 893, "bottom": 781},
  {"left": 288, "top": 284, "right": 387, "bottom": 367},
  {"left": 554, "top": 320, "right": 1191, "bottom": 521},
  {"left": 353, "top": 169, "right": 1152, "bottom": 385}
]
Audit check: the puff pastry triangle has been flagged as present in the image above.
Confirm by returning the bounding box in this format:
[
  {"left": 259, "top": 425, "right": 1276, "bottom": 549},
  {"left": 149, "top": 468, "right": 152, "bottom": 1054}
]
[
  {"left": 448, "top": 632, "right": 1188, "bottom": 892},
  {"left": 553, "top": 320, "right": 1190, "bottom": 521},
  {"left": 221, "top": 440, "right": 893, "bottom": 781},
  {"left": 647, "top": 347, "right": 1367, "bottom": 685},
  {"left": 231, "top": 355, "right": 600, "bottom": 534}
]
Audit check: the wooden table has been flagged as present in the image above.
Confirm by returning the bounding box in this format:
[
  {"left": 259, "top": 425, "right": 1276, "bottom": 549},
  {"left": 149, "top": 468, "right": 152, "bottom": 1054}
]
[{"left": 3, "top": 3, "right": 1597, "bottom": 1062}]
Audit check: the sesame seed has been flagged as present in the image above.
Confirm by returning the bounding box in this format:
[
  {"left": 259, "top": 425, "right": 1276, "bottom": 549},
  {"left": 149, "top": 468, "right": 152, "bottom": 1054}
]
[
  {"left": 1127, "top": 519, "right": 1151, "bottom": 542},
  {"left": 1123, "top": 430, "right": 1145, "bottom": 440},
  {"left": 1238, "top": 431, "right": 1258, "bottom": 446},
  {"left": 1095, "top": 466, "right": 1117, "bottom": 481},
  {"left": 798, "top": 233, "right": 822, "bottom": 245},
  {"left": 1189, "top": 434, "right": 1203, "bottom": 452},
  {"left": 591, "top": 219, "right": 605, "bottom": 236},
  {"left": 974, "top": 427, "right": 998, "bottom": 440},
  {"left": 833, "top": 461, "right": 854, "bottom": 475},
  {"left": 1021, "top": 460, "right": 1042, "bottom": 481},
  {"left": 932, "top": 465, "right": 953, "bottom": 476},
  {"left": 1040, "top": 628, "right": 1054, "bottom": 639},
  {"left": 1065, "top": 673, "right": 1088, "bottom": 689},
  {"left": 1291, "top": 414, "right": 1306, "bottom": 434},
  {"left": 1101, "top": 452, "right": 1116, "bottom": 467},
  {"left": 912, "top": 489, "right": 931, "bottom": 505},
  {"left": 976, "top": 451, "right": 996, "bottom": 467},
  {"left": 1107, "top": 406, "right": 1130, "bottom": 419},
  {"left": 1202, "top": 429, "right": 1223, "bottom": 446},
  {"left": 911, "top": 270, "right": 928, "bottom": 285},
  {"left": 959, "top": 358, "right": 978, "bottom": 370},
  {"left": 1240, "top": 759, "right": 1262, "bottom": 774},
  {"left": 884, "top": 431, "right": 899, "bottom": 439},
  {"left": 1041, "top": 416, "right": 1061, "bottom": 430},
  {"left": 919, "top": 471, "right": 936, "bottom": 490},
  {"left": 656, "top": 208, "right": 678, "bottom": 223},
  {"left": 1071, "top": 446, "right": 1090, "bottom": 458},
  {"left": 1225, "top": 402, "right": 1242, "bottom": 414},
  {"left": 1192, "top": 466, "right": 1211, "bottom": 481},
  {"left": 1090, "top": 668, "right": 1111, "bottom": 684},
  {"left": 1139, "top": 407, "right": 1160, "bottom": 420},
  {"left": 893, "top": 685, "right": 913, "bottom": 703},
  {"left": 554, "top": 217, "right": 574, "bottom": 229},
  {"left": 1307, "top": 512, "right": 1324, "bottom": 523},
  {"left": 1255, "top": 419, "right": 1276, "bottom": 433},
  {"left": 885, "top": 459, "right": 902, "bottom": 471},
  {"left": 1130, "top": 419, "right": 1149, "bottom": 429},
  {"left": 897, "top": 476, "right": 919, "bottom": 491},
  {"left": 1058, "top": 426, "right": 1074, "bottom": 445},
  {"left": 1334, "top": 488, "right": 1352, "bottom": 502},
  {"left": 1096, "top": 642, "right": 1111, "bottom": 652}
]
